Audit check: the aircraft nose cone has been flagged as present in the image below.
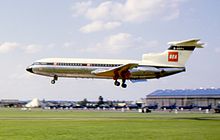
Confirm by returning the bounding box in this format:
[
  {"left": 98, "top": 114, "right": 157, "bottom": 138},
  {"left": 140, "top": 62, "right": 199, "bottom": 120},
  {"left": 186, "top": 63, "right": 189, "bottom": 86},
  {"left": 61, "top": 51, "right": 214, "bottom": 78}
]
[{"left": 26, "top": 67, "right": 33, "bottom": 73}]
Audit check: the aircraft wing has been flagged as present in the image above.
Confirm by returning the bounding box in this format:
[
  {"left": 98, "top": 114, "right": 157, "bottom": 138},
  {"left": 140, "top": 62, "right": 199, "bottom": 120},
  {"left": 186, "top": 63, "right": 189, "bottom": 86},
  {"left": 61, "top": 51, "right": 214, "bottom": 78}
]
[{"left": 91, "top": 63, "right": 138, "bottom": 78}]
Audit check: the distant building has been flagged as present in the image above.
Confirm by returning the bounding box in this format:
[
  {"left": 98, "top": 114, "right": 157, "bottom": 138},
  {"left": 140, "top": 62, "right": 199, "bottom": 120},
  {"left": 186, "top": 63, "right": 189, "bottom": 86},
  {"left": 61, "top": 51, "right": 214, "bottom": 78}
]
[
  {"left": 0, "top": 99, "right": 26, "bottom": 107},
  {"left": 145, "top": 88, "right": 220, "bottom": 108}
]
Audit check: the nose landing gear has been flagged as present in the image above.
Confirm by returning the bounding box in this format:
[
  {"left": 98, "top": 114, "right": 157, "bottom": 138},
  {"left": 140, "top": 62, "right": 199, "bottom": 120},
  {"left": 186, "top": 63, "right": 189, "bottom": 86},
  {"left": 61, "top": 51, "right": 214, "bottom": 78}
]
[{"left": 51, "top": 75, "right": 58, "bottom": 84}]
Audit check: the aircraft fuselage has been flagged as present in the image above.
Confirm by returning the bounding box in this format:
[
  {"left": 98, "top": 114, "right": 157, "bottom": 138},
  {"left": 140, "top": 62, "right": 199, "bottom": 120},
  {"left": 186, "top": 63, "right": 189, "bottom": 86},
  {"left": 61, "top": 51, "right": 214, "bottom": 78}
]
[
  {"left": 26, "top": 39, "right": 203, "bottom": 88},
  {"left": 27, "top": 58, "right": 185, "bottom": 80}
]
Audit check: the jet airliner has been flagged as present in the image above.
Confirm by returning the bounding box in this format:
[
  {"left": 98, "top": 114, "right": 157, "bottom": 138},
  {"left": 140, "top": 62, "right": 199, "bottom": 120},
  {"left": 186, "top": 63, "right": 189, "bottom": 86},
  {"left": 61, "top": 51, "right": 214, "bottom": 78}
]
[{"left": 26, "top": 39, "right": 203, "bottom": 88}]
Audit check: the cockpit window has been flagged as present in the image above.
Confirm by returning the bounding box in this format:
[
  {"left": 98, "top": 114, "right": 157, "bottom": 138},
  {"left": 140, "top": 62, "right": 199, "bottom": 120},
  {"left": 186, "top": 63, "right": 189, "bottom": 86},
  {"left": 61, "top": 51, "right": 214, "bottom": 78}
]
[{"left": 33, "top": 62, "right": 41, "bottom": 65}]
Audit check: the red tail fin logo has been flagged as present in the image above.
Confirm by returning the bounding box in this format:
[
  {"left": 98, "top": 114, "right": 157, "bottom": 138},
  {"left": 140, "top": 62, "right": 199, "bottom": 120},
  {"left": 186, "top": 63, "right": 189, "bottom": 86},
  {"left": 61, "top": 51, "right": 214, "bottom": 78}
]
[{"left": 168, "top": 52, "right": 178, "bottom": 62}]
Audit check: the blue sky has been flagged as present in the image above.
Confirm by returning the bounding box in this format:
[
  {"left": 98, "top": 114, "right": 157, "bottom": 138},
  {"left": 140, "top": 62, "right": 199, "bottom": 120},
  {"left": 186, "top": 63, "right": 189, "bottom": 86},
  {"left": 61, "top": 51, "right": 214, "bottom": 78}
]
[{"left": 0, "top": 0, "right": 220, "bottom": 101}]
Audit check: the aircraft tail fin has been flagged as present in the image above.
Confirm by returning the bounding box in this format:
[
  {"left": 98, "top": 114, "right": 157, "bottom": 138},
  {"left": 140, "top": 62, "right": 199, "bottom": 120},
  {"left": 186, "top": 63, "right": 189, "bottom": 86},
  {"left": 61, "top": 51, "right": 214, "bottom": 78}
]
[{"left": 142, "top": 39, "right": 204, "bottom": 67}]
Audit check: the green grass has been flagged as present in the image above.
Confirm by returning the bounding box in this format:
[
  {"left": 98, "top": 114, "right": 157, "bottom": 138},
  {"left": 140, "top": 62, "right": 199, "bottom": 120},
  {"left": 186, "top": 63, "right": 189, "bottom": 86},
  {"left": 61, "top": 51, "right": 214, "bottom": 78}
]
[{"left": 0, "top": 108, "right": 220, "bottom": 140}]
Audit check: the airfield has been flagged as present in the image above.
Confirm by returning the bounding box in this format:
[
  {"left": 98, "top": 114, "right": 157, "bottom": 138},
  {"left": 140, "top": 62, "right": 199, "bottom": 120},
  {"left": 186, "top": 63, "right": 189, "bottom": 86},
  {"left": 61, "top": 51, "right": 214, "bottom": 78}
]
[{"left": 0, "top": 108, "right": 220, "bottom": 140}]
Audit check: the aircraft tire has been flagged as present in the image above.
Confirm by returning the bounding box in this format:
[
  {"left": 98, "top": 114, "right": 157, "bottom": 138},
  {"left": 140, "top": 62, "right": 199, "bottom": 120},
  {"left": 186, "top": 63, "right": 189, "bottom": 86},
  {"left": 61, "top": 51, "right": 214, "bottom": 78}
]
[
  {"left": 121, "top": 83, "right": 127, "bottom": 88},
  {"left": 51, "top": 80, "right": 55, "bottom": 84},
  {"left": 114, "top": 81, "right": 120, "bottom": 86}
]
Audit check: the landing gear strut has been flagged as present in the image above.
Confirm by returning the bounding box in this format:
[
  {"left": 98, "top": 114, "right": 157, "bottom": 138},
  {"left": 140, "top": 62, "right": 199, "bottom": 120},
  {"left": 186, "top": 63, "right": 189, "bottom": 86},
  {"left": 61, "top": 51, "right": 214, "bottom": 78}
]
[{"left": 51, "top": 75, "right": 58, "bottom": 84}]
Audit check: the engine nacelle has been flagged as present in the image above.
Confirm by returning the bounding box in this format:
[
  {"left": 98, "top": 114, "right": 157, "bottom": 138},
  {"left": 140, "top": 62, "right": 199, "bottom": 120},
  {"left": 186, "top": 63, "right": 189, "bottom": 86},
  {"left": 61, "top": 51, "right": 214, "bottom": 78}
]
[{"left": 130, "top": 66, "right": 162, "bottom": 73}]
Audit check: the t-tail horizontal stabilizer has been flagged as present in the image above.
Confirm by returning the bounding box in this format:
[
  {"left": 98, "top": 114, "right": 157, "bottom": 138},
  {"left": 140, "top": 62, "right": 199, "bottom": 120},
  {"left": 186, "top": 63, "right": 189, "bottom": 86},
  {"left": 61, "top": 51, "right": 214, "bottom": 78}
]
[{"left": 168, "top": 38, "right": 204, "bottom": 49}]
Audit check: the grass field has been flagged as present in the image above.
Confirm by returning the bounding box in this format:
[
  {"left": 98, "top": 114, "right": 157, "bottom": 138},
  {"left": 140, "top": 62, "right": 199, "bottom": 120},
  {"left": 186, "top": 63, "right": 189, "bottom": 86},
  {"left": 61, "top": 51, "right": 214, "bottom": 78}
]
[{"left": 0, "top": 108, "right": 220, "bottom": 140}]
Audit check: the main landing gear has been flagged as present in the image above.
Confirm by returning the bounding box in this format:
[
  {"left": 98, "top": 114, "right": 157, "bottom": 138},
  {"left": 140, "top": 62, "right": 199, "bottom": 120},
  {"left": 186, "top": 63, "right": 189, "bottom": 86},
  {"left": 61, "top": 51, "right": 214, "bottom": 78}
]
[
  {"left": 51, "top": 75, "right": 58, "bottom": 84},
  {"left": 114, "top": 79, "right": 127, "bottom": 88}
]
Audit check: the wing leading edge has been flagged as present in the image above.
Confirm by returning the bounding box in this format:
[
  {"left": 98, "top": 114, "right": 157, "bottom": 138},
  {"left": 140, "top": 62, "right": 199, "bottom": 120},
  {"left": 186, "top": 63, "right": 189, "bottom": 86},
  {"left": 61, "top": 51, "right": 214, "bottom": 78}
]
[{"left": 91, "top": 63, "right": 138, "bottom": 79}]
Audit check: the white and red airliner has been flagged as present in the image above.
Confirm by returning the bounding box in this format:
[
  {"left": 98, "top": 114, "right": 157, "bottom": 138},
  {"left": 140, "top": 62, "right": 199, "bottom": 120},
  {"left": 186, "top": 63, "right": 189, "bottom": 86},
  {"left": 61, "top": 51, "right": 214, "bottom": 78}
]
[{"left": 26, "top": 39, "right": 203, "bottom": 88}]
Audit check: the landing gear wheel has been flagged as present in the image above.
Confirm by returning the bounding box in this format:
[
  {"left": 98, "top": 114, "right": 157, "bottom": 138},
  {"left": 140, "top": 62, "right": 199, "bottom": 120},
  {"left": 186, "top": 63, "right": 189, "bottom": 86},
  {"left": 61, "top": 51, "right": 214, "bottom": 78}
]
[
  {"left": 51, "top": 80, "right": 55, "bottom": 84},
  {"left": 121, "top": 83, "right": 127, "bottom": 88},
  {"left": 121, "top": 79, "right": 127, "bottom": 88},
  {"left": 114, "top": 80, "right": 120, "bottom": 86}
]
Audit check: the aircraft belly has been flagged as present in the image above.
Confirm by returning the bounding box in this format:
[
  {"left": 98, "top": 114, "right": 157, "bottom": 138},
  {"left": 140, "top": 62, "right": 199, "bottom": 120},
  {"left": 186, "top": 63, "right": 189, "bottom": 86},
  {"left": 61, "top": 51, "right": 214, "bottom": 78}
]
[
  {"left": 33, "top": 66, "right": 96, "bottom": 78},
  {"left": 32, "top": 66, "right": 114, "bottom": 79}
]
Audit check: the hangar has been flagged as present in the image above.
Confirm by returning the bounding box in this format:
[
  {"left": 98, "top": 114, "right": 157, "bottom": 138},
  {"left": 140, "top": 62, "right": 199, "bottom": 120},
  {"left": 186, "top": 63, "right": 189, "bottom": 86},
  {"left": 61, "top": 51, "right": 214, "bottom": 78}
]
[
  {"left": 145, "top": 88, "right": 220, "bottom": 109},
  {"left": 0, "top": 99, "right": 26, "bottom": 107}
]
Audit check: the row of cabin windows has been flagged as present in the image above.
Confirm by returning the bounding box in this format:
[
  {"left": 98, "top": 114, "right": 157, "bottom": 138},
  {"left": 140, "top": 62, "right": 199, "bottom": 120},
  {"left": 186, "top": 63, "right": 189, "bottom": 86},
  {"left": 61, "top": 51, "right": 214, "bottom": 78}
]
[
  {"left": 33, "top": 62, "right": 121, "bottom": 67},
  {"left": 56, "top": 63, "right": 121, "bottom": 67}
]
